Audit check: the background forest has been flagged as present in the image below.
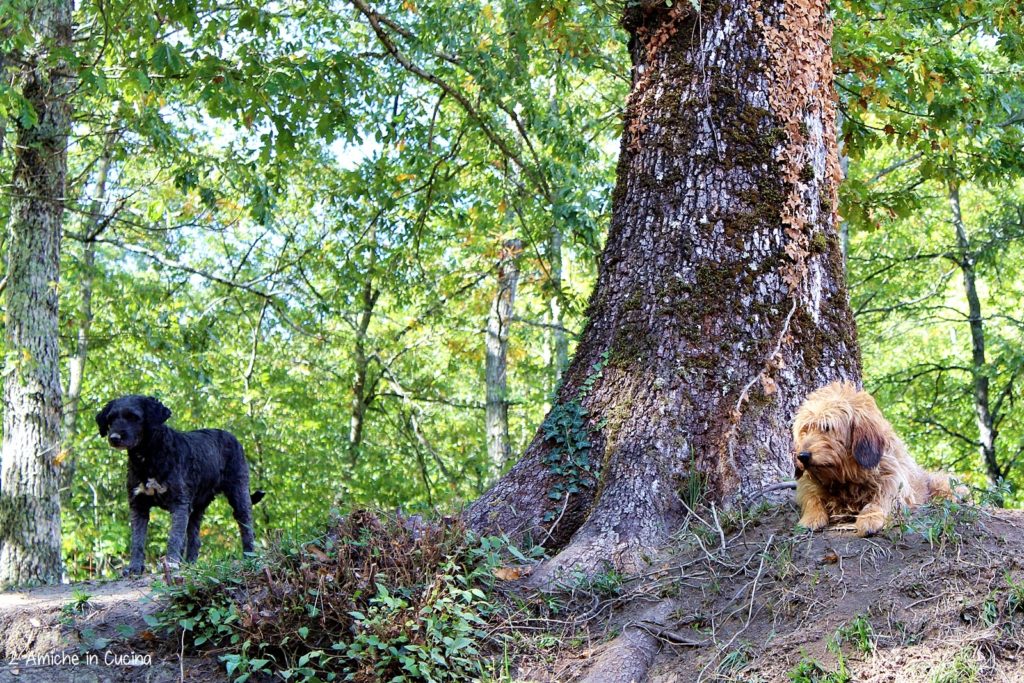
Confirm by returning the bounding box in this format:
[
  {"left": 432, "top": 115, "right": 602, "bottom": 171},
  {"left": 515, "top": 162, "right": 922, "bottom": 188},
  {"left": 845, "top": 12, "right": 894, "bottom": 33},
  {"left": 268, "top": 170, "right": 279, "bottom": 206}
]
[{"left": 1, "top": 0, "right": 1022, "bottom": 580}]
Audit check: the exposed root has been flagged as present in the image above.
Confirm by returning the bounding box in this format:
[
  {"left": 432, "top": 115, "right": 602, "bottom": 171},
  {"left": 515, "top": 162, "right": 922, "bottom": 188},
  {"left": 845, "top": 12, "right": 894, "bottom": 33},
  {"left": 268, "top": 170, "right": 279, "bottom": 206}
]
[{"left": 579, "top": 600, "right": 679, "bottom": 683}]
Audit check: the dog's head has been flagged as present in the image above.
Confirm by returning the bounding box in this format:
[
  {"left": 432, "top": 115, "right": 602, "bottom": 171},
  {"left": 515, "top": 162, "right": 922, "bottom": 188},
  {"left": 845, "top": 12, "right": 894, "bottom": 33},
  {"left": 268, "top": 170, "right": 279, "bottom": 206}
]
[
  {"left": 792, "top": 381, "right": 889, "bottom": 483},
  {"left": 96, "top": 395, "right": 172, "bottom": 450}
]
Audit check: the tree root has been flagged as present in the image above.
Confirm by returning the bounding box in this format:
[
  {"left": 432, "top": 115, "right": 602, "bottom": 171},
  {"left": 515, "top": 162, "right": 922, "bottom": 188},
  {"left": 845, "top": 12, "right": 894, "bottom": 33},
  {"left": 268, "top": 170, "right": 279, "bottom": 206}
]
[{"left": 579, "top": 600, "right": 679, "bottom": 683}]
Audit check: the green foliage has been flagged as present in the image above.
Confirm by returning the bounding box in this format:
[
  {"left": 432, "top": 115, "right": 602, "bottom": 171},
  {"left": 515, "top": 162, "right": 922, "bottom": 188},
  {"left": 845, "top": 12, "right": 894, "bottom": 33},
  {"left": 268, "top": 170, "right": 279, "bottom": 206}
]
[
  {"left": 19, "top": 0, "right": 626, "bottom": 579},
  {"left": 541, "top": 400, "right": 596, "bottom": 507},
  {"left": 540, "top": 352, "right": 608, "bottom": 514},
  {"left": 149, "top": 510, "right": 534, "bottom": 683},
  {"left": 838, "top": 0, "right": 1024, "bottom": 504}
]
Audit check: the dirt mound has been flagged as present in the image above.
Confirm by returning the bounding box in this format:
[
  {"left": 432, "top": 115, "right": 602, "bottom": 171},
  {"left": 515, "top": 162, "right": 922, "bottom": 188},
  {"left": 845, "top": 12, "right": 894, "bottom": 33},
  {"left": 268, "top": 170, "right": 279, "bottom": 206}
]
[{"left": 518, "top": 502, "right": 1024, "bottom": 682}]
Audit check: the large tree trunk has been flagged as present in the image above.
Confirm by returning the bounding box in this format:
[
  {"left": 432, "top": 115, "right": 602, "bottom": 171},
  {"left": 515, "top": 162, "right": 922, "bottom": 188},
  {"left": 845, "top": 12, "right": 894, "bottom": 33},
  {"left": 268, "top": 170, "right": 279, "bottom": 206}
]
[
  {"left": 0, "top": 0, "right": 72, "bottom": 588},
  {"left": 485, "top": 239, "right": 522, "bottom": 473},
  {"left": 465, "top": 0, "right": 859, "bottom": 578},
  {"left": 948, "top": 182, "right": 1001, "bottom": 495}
]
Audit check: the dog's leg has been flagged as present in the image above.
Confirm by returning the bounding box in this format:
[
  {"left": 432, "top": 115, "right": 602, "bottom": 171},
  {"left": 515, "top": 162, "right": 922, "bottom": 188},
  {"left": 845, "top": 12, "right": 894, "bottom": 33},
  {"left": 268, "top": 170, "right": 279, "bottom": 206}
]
[
  {"left": 185, "top": 500, "right": 212, "bottom": 563},
  {"left": 185, "top": 511, "right": 203, "bottom": 563},
  {"left": 796, "top": 480, "right": 830, "bottom": 530},
  {"left": 224, "top": 487, "right": 256, "bottom": 554},
  {"left": 855, "top": 480, "right": 899, "bottom": 537},
  {"left": 854, "top": 504, "right": 887, "bottom": 537},
  {"left": 127, "top": 504, "right": 151, "bottom": 575},
  {"left": 166, "top": 504, "right": 190, "bottom": 567}
]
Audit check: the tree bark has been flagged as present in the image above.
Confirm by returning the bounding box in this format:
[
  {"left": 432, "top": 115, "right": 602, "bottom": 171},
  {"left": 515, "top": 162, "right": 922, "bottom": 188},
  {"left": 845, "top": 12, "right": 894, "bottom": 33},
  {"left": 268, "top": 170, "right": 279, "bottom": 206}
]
[
  {"left": 948, "top": 182, "right": 1001, "bottom": 495},
  {"left": 0, "top": 0, "right": 72, "bottom": 588},
  {"left": 465, "top": 0, "right": 859, "bottom": 579},
  {"left": 486, "top": 239, "right": 522, "bottom": 473}
]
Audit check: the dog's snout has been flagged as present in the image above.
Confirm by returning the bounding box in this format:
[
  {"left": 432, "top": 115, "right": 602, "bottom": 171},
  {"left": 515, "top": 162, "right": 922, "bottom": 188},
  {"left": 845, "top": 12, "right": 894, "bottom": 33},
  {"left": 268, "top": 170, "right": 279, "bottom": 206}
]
[
  {"left": 109, "top": 431, "right": 122, "bottom": 441},
  {"left": 797, "top": 451, "right": 812, "bottom": 465}
]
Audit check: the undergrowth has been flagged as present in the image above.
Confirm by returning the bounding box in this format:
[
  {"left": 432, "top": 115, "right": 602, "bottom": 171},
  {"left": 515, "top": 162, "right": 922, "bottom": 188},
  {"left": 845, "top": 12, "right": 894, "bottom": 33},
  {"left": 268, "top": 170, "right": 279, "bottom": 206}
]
[{"left": 148, "top": 510, "right": 538, "bottom": 682}]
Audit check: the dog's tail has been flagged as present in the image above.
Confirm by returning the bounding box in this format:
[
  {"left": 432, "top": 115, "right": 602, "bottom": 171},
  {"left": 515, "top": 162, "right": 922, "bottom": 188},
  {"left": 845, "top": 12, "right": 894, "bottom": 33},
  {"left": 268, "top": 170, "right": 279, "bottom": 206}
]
[{"left": 251, "top": 490, "right": 267, "bottom": 506}]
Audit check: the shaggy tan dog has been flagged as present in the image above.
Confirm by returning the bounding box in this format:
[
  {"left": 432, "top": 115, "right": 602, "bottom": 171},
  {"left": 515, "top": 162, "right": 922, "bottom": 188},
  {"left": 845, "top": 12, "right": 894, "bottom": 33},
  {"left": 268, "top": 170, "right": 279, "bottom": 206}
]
[{"left": 793, "top": 381, "right": 956, "bottom": 537}]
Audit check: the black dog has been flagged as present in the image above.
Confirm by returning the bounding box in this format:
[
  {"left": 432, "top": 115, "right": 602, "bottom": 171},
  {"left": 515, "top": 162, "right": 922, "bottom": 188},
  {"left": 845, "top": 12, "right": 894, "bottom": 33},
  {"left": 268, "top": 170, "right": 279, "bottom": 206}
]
[{"left": 96, "top": 395, "right": 265, "bottom": 574}]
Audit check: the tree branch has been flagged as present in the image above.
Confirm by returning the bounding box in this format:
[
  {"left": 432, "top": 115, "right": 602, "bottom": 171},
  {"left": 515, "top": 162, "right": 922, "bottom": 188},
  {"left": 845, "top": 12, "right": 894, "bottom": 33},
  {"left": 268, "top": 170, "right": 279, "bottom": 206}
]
[
  {"left": 347, "top": 0, "right": 550, "bottom": 202},
  {"left": 911, "top": 416, "right": 980, "bottom": 449}
]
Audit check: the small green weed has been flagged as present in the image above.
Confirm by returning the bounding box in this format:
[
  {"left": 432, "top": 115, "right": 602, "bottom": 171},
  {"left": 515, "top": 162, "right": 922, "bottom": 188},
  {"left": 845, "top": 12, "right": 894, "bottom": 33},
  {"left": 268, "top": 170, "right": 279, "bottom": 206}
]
[
  {"left": 907, "top": 498, "right": 978, "bottom": 550},
  {"left": 61, "top": 588, "right": 93, "bottom": 616},
  {"left": 929, "top": 647, "right": 980, "bottom": 683},
  {"left": 787, "top": 654, "right": 850, "bottom": 683},
  {"left": 573, "top": 563, "right": 625, "bottom": 598},
  {"left": 789, "top": 635, "right": 852, "bottom": 683},
  {"left": 834, "top": 614, "right": 874, "bottom": 654},
  {"left": 717, "top": 645, "right": 751, "bottom": 675},
  {"left": 1004, "top": 572, "right": 1024, "bottom": 616}
]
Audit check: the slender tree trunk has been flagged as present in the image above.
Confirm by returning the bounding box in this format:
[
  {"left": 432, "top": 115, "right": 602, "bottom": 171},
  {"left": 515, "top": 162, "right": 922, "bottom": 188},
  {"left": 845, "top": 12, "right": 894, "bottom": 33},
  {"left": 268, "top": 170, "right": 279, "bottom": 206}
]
[
  {"left": 0, "top": 0, "right": 72, "bottom": 588},
  {"left": 548, "top": 228, "right": 568, "bottom": 387},
  {"left": 837, "top": 119, "right": 850, "bottom": 273},
  {"left": 466, "top": 0, "right": 859, "bottom": 578},
  {"left": 348, "top": 229, "right": 379, "bottom": 462},
  {"left": 948, "top": 183, "right": 1001, "bottom": 495},
  {"left": 61, "top": 139, "right": 115, "bottom": 498},
  {"left": 486, "top": 239, "right": 522, "bottom": 473}
]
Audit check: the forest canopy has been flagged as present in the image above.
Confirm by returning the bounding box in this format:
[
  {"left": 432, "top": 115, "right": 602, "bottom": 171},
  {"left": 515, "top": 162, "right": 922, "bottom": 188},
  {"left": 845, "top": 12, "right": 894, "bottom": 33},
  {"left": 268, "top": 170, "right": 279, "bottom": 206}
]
[{"left": 0, "top": 0, "right": 1022, "bottom": 580}]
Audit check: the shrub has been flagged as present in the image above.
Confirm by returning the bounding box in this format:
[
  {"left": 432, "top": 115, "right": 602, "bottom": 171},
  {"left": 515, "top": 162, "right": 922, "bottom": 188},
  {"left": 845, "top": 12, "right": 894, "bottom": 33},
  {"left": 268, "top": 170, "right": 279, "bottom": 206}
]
[{"left": 150, "top": 510, "right": 535, "bottom": 682}]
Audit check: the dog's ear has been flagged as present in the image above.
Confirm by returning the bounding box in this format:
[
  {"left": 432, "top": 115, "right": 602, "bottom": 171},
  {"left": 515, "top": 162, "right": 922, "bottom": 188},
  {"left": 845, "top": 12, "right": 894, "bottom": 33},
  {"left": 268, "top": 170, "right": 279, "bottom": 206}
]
[
  {"left": 850, "top": 406, "right": 885, "bottom": 469},
  {"left": 142, "top": 396, "right": 172, "bottom": 426},
  {"left": 96, "top": 401, "right": 114, "bottom": 437}
]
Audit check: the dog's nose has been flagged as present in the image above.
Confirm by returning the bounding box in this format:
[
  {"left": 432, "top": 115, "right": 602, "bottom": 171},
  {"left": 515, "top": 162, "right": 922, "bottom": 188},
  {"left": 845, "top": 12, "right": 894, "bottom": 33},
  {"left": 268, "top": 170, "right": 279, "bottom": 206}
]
[{"left": 797, "top": 451, "right": 812, "bottom": 465}]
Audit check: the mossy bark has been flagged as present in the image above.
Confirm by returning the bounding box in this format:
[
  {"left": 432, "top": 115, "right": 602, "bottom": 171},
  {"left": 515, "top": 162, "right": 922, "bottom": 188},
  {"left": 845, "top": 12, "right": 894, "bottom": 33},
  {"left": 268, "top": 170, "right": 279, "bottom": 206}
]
[
  {"left": 0, "top": 0, "right": 73, "bottom": 588},
  {"left": 465, "top": 0, "right": 859, "bottom": 578}
]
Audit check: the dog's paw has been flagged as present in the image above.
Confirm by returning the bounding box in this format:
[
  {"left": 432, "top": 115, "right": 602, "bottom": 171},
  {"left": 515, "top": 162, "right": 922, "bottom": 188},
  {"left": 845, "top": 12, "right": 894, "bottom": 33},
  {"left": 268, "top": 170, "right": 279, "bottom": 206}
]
[
  {"left": 855, "top": 512, "right": 885, "bottom": 537},
  {"left": 798, "top": 510, "right": 829, "bottom": 531},
  {"left": 124, "top": 564, "right": 145, "bottom": 576}
]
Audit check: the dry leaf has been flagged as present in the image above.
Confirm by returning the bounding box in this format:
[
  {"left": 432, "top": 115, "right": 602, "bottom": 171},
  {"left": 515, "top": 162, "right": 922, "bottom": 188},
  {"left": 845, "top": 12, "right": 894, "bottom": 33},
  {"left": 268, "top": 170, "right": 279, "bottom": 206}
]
[{"left": 493, "top": 565, "right": 532, "bottom": 581}]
